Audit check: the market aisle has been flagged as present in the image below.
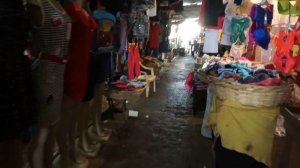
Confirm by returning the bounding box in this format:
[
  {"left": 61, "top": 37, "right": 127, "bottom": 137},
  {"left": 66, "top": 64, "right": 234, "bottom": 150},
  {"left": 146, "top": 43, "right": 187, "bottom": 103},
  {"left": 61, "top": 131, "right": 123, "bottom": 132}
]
[{"left": 93, "top": 55, "right": 213, "bottom": 168}]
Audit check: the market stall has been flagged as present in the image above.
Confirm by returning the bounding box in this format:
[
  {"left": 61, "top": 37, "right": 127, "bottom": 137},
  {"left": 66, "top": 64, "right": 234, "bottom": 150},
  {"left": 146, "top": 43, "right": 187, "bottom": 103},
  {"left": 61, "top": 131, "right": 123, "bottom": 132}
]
[{"left": 197, "top": 0, "right": 300, "bottom": 167}]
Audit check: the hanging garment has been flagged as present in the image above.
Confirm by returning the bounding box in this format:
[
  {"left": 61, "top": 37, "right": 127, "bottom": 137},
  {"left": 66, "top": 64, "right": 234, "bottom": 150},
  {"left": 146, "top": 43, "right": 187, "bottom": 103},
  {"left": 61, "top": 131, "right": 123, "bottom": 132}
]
[
  {"left": 199, "top": 0, "right": 226, "bottom": 28},
  {"left": 203, "top": 29, "right": 219, "bottom": 53},
  {"left": 63, "top": 2, "right": 97, "bottom": 102},
  {"left": 221, "top": 16, "right": 233, "bottom": 46},
  {"left": 249, "top": 4, "right": 273, "bottom": 48},
  {"left": 132, "top": 12, "right": 149, "bottom": 39},
  {"left": 253, "top": 4, "right": 273, "bottom": 28},
  {"left": 147, "top": 0, "right": 157, "bottom": 17},
  {"left": 230, "top": 17, "right": 250, "bottom": 43},
  {"left": 278, "top": 0, "right": 300, "bottom": 15},
  {"left": 116, "top": 13, "right": 128, "bottom": 54},
  {"left": 128, "top": 44, "right": 141, "bottom": 80},
  {"left": 224, "top": 0, "right": 237, "bottom": 15},
  {"left": 253, "top": 28, "right": 271, "bottom": 50},
  {"left": 148, "top": 23, "right": 161, "bottom": 49},
  {"left": 0, "top": 1, "right": 36, "bottom": 140},
  {"left": 31, "top": 0, "right": 72, "bottom": 126},
  {"left": 273, "top": 30, "right": 296, "bottom": 75}
]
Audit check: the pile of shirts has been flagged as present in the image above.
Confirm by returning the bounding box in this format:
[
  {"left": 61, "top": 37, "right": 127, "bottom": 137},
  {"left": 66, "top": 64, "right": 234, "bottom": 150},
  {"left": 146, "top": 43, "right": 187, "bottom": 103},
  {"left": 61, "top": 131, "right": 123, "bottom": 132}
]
[
  {"left": 112, "top": 75, "right": 146, "bottom": 90},
  {"left": 200, "top": 56, "right": 283, "bottom": 86}
]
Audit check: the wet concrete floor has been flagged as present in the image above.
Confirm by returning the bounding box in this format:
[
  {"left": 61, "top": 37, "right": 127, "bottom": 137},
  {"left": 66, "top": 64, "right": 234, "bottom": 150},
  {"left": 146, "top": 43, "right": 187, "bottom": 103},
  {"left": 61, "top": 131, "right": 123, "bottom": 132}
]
[{"left": 95, "top": 55, "right": 213, "bottom": 168}]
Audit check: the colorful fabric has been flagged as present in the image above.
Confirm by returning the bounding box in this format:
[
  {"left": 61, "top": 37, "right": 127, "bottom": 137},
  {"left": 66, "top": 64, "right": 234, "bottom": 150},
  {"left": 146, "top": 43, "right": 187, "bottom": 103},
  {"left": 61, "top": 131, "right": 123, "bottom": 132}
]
[
  {"left": 128, "top": 44, "right": 141, "bottom": 80},
  {"left": 273, "top": 30, "right": 296, "bottom": 74},
  {"left": 249, "top": 4, "right": 273, "bottom": 48},
  {"left": 230, "top": 17, "right": 250, "bottom": 43},
  {"left": 253, "top": 28, "right": 270, "bottom": 50}
]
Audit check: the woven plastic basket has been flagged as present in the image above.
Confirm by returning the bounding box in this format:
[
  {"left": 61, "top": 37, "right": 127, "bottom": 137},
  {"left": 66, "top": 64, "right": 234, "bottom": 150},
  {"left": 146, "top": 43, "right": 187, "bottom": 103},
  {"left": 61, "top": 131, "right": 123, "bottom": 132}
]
[{"left": 209, "top": 77, "right": 293, "bottom": 107}]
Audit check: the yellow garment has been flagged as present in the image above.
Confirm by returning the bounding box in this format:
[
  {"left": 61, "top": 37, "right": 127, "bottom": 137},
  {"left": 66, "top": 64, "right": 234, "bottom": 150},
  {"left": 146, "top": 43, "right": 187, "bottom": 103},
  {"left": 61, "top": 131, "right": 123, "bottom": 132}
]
[{"left": 207, "top": 96, "right": 279, "bottom": 167}]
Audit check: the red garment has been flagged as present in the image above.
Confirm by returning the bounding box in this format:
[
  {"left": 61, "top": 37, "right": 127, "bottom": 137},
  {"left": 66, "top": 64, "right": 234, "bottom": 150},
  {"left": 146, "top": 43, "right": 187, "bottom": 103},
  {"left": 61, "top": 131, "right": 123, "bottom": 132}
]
[
  {"left": 148, "top": 23, "right": 161, "bottom": 49},
  {"left": 217, "top": 16, "right": 224, "bottom": 30},
  {"left": 273, "top": 30, "right": 296, "bottom": 75},
  {"left": 128, "top": 44, "right": 141, "bottom": 80},
  {"left": 249, "top": 78, "right": 282, "bottom": 86},
  {"left": 63, "top": 2, "right": 97, "bottom": 101}
]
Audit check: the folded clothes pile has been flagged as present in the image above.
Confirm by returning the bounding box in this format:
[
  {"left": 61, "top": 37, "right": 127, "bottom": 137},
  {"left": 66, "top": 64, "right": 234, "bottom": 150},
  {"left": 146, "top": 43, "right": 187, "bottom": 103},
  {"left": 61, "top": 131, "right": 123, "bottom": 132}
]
[
  {"left": 112, "top": 76, "right": 146, "bottom": 90},
  {"left": 200, "top": 56, "right": 284, "bottom": 86}
]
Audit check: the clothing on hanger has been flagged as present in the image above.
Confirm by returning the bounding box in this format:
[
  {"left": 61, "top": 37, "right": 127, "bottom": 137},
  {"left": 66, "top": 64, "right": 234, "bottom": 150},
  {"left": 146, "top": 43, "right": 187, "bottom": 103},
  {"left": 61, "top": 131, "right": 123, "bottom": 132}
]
[
  {"left": 63, "top": 2, "right": 97, "bottom": 101},
  {"left": 230, "top": 17, "right": 250, "bottom": 43},
  {"left": 203, "top": 29, "right": 219, "bottom": 54}
]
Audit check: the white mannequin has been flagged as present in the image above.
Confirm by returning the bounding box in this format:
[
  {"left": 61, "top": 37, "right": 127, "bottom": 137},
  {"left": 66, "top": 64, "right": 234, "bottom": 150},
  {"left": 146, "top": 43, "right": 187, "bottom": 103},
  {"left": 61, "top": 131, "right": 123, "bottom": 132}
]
[
  {"left": 26, "top": 0, "right": 70, "bottom": 168},
  {"left": 88, "top": 83, "right": 111, "bottom": 141}
]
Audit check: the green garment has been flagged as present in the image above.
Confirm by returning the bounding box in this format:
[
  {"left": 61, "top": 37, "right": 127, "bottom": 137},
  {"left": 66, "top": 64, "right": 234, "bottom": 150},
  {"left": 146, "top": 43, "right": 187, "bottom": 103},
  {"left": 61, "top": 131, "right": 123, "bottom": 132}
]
[
  {"left": 278, "top": 0, "right": 300, "bottom": 15},
  {"left": 230, "top": 17, "right": 251, "bottom": 43}
]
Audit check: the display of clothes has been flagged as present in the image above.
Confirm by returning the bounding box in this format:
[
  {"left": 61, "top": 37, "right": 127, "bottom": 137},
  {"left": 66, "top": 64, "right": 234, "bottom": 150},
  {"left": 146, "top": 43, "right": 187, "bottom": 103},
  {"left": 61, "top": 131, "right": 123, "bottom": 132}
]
[
  {"left": 63, "top": 2, "right": 97, "bottom": 102},
  {"left": 0, "top": 1, "right": 36, "bottom": 140},
  {"left": 31, "top": 0, "right": 72, "bottom": 126}
]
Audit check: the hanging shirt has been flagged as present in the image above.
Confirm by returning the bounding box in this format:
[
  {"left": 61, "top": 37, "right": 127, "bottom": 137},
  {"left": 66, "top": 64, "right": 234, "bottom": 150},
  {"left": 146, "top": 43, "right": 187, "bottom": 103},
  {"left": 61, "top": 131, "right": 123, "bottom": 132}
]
[
  {"left": 147, "top": 0, "right": 157, "bottom": 17},
  {"left": 200, "top": 0, "right": 226, "bottom": 28},
  {"left": 230, "top": 17, "right": 250, "bottom": 43},
  {"left": 278, "top": 0, "right": 300, "bottom": 15},
  {"left": 203, "top": 29, "right": 219, "bottom": 53},
  {"left": 63, "top": 2, "right": 97, "bottom": 101},
  {"left": 148, "top": 23, "right": 161, "bottom": 49}
]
